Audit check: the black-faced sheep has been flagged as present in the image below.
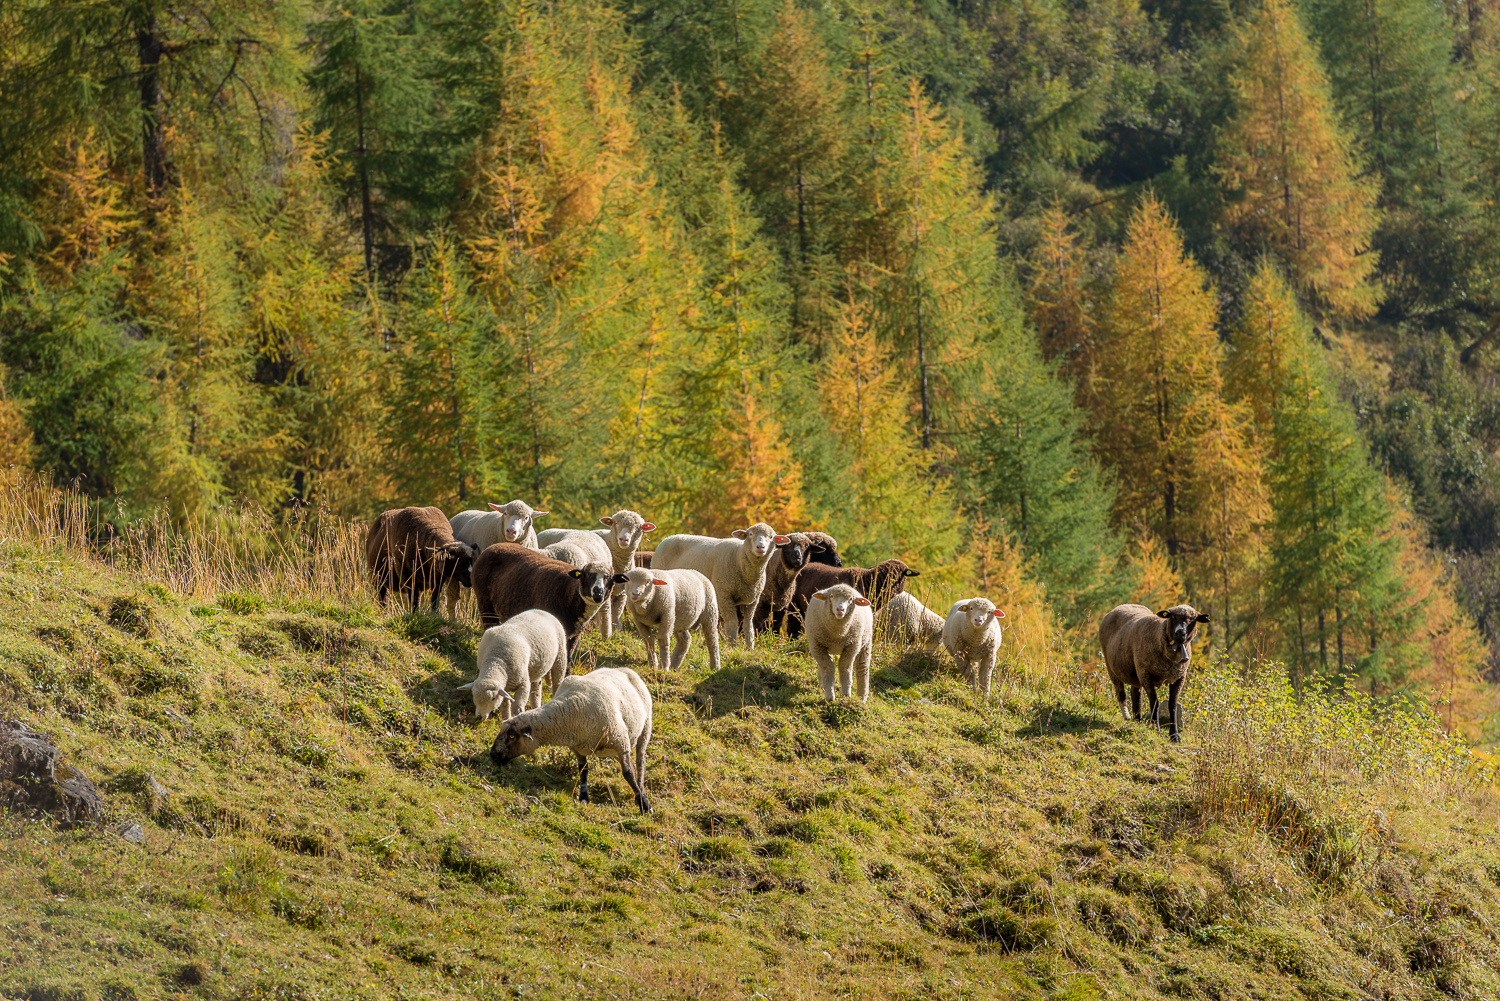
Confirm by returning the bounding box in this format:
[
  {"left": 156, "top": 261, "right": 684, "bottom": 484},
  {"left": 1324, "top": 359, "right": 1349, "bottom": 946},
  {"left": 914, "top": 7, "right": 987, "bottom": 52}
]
[
  {"left": 751, "top": 531, "right": 810, "bottom": 634},
  {"left": 490, "top": 667, "right": 653, "bottom": 813},
  {"left": 1098, "top": 603, "right": 1210, "bottom": 743},
  {"left": 365, "top": 506, "right": 477, "bottom": 614},
  {"left": 785, "top": 559, "right": 919, "bottom": 639},
  {"left": 471, "top": 545, "right": 628, "bottom": 660}
]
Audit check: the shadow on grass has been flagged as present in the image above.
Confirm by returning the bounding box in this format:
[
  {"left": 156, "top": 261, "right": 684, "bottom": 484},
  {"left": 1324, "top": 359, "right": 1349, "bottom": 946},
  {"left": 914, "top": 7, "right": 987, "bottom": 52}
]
[
  {"left": 691, "top": 661, "right": 805, "bottom": 718},
  {"left": 392, "top": 610, "right": 478, "bottom": 717},
  {"left": 872, "top": 649, "right": 947, "bottom": 695},
  {"left": 1016, "top": 699, "right": 1113, "bottom": 738}
]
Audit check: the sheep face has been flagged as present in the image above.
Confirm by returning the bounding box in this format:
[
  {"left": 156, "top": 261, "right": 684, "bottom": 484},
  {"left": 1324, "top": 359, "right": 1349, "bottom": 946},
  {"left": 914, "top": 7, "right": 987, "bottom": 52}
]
[
  {"left": 428, "top": 542, "right": 477, "bottom": 588},
  {"left": 490, "top": 719, "right": 540, "bottom": 765},
  {"left": 571, "top": 567, "right": 629, "bottom": 607},
  {"left": 813, "top": 587, "right": 869, "bottom": 620},
  {"left": 779, "top": 534, "right": 808, "bottom": 572},
  {"left": 732, "top": 522, "right": 789, "bottom": 558},
  {"left": 1156, "top": 604, "right": 1209, "bottom": 661},
  {"left": 491, "top": 500, "right": 547, "bottom": 542},
  {"left": 806, "top": 533, "right": 843, "bottom": 567},
  {"left": 460, "top": 680, "right": 513, "bottom": 721},
  {"left": 622, "top": 567, "right": 667, "bottom": 604},
  {"left": 957, "top": 599, "right": 1005, "bottom": 633},
  {"left": 600, "top": 510, "right": 655, "bottom": 552},
  {"left": 873, "top": 560, "right": 921, "bottom": 601}
]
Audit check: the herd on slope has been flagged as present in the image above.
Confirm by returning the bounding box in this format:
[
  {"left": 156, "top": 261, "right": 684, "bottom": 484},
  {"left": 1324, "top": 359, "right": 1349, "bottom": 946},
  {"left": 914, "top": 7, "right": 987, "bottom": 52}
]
[{"left": 365, "top": 501, "right": 1207, "bottom": 813}]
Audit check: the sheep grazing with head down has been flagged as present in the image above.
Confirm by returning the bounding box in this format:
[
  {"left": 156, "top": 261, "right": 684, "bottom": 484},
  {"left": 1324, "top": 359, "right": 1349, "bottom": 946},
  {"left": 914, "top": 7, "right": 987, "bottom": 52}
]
[
  {"left": 459, "top": 609, "right": 568, "bottom": 721},
  {"left": 943, "top": 598, "right": 1006, "bottom": 696},
  {"left": 786, "top": 559, "right": 919, "bottom": 639},
  {"left": 805, "top": 584, "right": 875, "bottom": 702},
  {"left": 537, "top": 509, "right": 656, "bottom": 639},
  {"left": 880, "top": 592, "right": 945, "bottom": 651},
  {"left": 1099, "top": 603, "right": 1209, "bottom": 743},
  {"left": 490, "top": 667, "right": 654, "bottom": 814},
  {"left": 650, "top": 523, "right": 789, "bottom": 648},
  {"left": 621, "top": 567, "right": 720, "bottom": 673},
  {"left": 365, "top": 506, "right": 477, "bottom": 615}
]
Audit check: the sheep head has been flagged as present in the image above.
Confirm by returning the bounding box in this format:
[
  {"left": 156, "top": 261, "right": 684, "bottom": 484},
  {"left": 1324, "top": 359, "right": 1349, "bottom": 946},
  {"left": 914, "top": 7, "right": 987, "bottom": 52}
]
[
  {"left": 1156, "top": 604, "right": 1209, "bottom": 661},
  {"left": 955, "top": 598, "right": 1005, "bottom": 633},
  {"left": 600, "top": 510, "right": 656, "bottom": 552},
  {"left": 458, "top": 679, "right": 515, "bottom": 721},
  {"left": 569, "top": 566, "right": 630, "bottom": 606},
  {"left": 490, "top": 717, "right": 540, "bottom": 765},
  {"left": 805, "top": 532, "right": 843, "bottom": 567},
  {"left": 813, "top": 584, "right": 869, "bottom": 620},
  {"left": 490, "top": 500, "right": 547, "bottom": 542},
  {"left": 623, "top": 567, "right": 668, "bottom": 604},
  {"left": 732, "top": 522, "right": 789, "bottom": 558},
  {"left": 779, "top": 532, "right": 810, "bottom": 571}
]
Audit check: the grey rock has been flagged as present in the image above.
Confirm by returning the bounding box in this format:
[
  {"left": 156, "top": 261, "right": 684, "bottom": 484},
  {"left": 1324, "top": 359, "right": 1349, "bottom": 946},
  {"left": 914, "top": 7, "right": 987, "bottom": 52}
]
[
  {"left": 119, "top": 822, "right": 145, "bottom": 843},
  {"left": 1, "top": 719, "right": 105, "bottom": 823}
]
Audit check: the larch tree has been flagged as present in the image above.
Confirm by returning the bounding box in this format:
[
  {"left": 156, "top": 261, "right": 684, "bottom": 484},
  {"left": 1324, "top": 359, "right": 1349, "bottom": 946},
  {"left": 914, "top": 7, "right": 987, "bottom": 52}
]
[{"left": 1216, "top": 0, "right": 1383, "bottom": 318}]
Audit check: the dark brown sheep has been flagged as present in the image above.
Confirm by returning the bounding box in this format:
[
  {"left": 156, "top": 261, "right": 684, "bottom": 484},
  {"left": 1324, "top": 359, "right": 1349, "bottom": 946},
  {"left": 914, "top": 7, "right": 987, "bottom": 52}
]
[
  {"left": 784, "top": 559, "right": 919, "bottom": 639},
  {"left": 1098, "top": 603, "right": 1210, "bottom": 743},
  {"left": 472, "top": 545, "right": 629, "bottom": 660},
  {"left": 803, "top": 531, "right": 842, "bottom": 568},
  {"left": 365, "top": 506, "right": 477, "bottom": 614},
  {"left": 752, "top": 532, "right": 810, "bottom": 634}
]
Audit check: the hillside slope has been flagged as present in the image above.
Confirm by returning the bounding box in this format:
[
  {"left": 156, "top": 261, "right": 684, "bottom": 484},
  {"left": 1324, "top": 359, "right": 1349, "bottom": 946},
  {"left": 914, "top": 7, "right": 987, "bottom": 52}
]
[{"left": 2, "top": 541, "right": 1498, "bottom": 1001}]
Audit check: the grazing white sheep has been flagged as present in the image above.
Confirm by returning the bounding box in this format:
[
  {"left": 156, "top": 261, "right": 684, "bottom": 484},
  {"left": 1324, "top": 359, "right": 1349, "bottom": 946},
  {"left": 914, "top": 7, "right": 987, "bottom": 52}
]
[
  {"left": 943, "top": 598, "right": 1006, "bottom": 696},
  {"left": 621, "top": 567, "right": 720, "bottom": 672},
  {"left": 458, "top": 609, "right": 568, "bottom": 721},
  {"left": 489, "top": 667, "right": 654, "bottom": 813},
  {"left": 445, "top": 500, "right": 548, "bottom": 615},
  {"left": 651, "top": 523, "right": 788, "bottom": 648},
  {"left": 805, "top": 584, "right": 874, "bottom": 702},
  {"left": 879, "top": 592, "right": 945, "bottom": 651},
  {"left": 538, "top": 510, "right": 656, "bottom": 639}
]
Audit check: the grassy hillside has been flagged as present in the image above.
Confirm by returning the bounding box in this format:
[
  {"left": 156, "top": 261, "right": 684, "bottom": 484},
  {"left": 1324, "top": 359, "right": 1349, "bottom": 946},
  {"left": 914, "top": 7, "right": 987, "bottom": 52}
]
[{"left": 2, "top": 531, "right": 1499, "bottom": 1001}]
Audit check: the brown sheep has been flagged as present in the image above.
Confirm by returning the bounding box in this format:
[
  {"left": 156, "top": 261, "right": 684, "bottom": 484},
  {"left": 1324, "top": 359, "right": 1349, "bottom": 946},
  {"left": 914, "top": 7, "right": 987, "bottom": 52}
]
[
  {"left": 472, "top": 545, "right": 629, "bottom": 660},
  {"left": 803, "top": 531, "right": 843, "bottom": 568},
  {"left": 365, "top": 506, "right": 477, "bottom": 614},
  {"left": 633, "top": 551, "right": 653, "bottom": 568},
  {"left": 751, "top": 532, "right": 810, "bottom": 634},
  {"left": 1098, "top": 603, "right": 1210, "bottom": 743},
  {"left": 785, "top": 559, "right": 919, "bottom": 639}
]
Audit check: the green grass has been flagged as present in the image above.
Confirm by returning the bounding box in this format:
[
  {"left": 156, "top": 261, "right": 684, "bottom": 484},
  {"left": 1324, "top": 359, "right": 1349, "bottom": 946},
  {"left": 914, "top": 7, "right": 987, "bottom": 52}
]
[{"left": 2, "top": 538, "right": 1498, "bottom": 1000}]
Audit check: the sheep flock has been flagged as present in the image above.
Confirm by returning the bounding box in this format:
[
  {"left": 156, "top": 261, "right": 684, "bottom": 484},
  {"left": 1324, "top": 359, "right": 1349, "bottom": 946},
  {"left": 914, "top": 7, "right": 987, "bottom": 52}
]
[{"left": 367, "top": 502, "right": 1205, "bottom": 813}]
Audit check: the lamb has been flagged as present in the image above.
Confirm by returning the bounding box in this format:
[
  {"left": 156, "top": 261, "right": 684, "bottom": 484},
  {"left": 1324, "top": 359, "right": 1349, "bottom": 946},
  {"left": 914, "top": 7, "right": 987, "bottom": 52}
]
[
  {"left": 490, "top": 667, "right": 654, "bottom": 813},
  {"left": 458, "top": 609, "right": 568, "bottom": 721},
  {"left": 804, "top": 584, "right": 874, "bottom": 702},
  {"left": 1098, "top": 603, "right": 1209, "bottom": 743},
  {"left": 943, "top": 598, "right": 1007, "bottom": 696},
  {"left": 785, "top": 559, "right": 920, "bottom": 639},
  {"left": 537, "top": 510, "right": 656, "bottom": 639},
  {"left": 471, "top": 545, "right": 629, "bottom": 660},
  {"left": 365, "top": 506, "right": 478, "bottom": 614},
  {"left": 879, "top": 592, "right": 945, "bottom": 651},
  {"left": 621, "top": 568, "right": 720, "bottom": 673},
  {"left": 445, "top": 500, "right": 548, "bottom": 615},
  {"left": 650, "top": 523, "right": 789, "bottom": 648},
  {"left": 751, "top": 532, "right": 810, "bottom": 634}
]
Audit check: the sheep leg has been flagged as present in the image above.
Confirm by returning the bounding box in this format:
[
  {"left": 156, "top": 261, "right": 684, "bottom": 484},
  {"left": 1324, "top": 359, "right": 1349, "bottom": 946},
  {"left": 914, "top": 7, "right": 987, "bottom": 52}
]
[
  {"left": 576, "top": 753, "right": 590, "bottom": 804},
  {"left": 657, "top": 612, "right": 675, "bottom": 671},
  {"left": 634, "top": 621, "right": 656, "bottom": 668},
  {"left": 811, "top": 643, "right": 838, "bottom": 701},
  {"left": 855, "top": 647, "right": 871, "bottom": 703},
  {"left": 1145, "top": 687, "right": 1162, "bottom": 730},
  {"left": 515, "top": 675, "right": 534, "bottom": 714},
  {"left": 550, "top": 649, "right": 567, "bottom": 698},
  {"left": 1129, "top": 685, "right": 1143, "bottom": 721},
  {"left": 607, "top": 589, "right": 627, "bottom": 639},
  {"left": 619, "top": 753, "right": 651, "bottom": 814},
  {"left": 633, "top": 722, "right": 651, "bottom": 811},
  {"left": 1112, "top": 679, "right": 1131, "bottom": 720},
  {"left": 977, "top": 652, "right": 996, "bottom": 698},
  {"left": 740, "top": 603, "right": 757, "bottom": 649},
  {"left": 838, "top": 647, "right": 857, "bottom": 698},
  {"left": 1167, "top": 679, "right": 1183, "bottom": 743},
  {"left": 704, "top": 607, "right": 721, "bottom": 672},
  {"left": 671, "top": 630, "right": 693, "bottom": 672},
  {"left": 717, "top": 597, "right": 740, "bottom": 645},
  {"left": 954, "top": 652, "right": 974, "bottom": 687}
]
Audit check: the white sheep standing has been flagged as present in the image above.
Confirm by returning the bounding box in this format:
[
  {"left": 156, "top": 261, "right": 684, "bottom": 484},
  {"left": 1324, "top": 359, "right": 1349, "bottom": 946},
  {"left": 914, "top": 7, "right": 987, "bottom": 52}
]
[
  {"left": 489, "top": 667, "right": 654, "bottom": 813},
  {"left": 943, "top": 598, "right": 1006, "bottom": 696},
  {"left": 445, "top": 500, "right": 548, "bottom": 615},
  {"left": 458, "top": 609, "right": 568, "bottom": 720},
  {"left": 621, "top": 567, "right": 720, "bottom": 672},
  {"left": 879, "top": 592, "right": 945, "bottom": 651},
  {"left": 805, "top": 584, "right": 874, "bottom": 702},
  {"left": 537, "top": 510, "right": 655, "bottom": 639},
  {"left": 651, "top": 523, "right": 788, "bottom": 648}
]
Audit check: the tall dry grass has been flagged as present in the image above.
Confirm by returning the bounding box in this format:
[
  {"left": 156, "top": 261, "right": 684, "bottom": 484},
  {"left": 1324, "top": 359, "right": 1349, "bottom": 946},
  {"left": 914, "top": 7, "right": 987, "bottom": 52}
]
[{"left": 0, "top": 468, "right": 373, "bottom": 606}]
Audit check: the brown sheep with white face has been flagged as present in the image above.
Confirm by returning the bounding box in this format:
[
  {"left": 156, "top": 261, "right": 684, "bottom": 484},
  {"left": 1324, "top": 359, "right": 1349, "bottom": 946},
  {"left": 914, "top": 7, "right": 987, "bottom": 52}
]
[
  {"left": 365, "top": 506, "right": 477, "bottom": 615},
  {"left": 1098, "top": 602, "right": 1210, "bottom": 743}
]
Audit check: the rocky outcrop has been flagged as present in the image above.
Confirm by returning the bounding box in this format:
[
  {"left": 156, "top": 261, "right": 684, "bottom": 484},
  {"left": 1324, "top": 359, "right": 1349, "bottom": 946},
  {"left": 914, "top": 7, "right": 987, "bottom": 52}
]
[{"left": 0, "top": 720, "right": 104, "bottom": 823}]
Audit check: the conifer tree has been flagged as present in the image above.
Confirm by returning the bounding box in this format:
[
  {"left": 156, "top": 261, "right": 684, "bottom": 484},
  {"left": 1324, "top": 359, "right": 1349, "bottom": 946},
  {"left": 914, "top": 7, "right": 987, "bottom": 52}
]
[{"left": 1217, "top": 0, "right": 1383, "bottom": 318}]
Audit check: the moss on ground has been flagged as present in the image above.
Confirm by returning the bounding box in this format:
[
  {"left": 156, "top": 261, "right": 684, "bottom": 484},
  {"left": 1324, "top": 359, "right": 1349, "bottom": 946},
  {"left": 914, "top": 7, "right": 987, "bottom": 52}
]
[{"left": 1, "top": 541, "right": 1497, "bottom": 1000}]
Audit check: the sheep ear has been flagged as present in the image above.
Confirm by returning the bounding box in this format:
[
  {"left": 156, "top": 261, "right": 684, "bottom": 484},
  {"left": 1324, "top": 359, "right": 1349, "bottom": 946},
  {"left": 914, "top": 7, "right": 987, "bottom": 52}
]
[
  {"left": 903, "top": 569, "right": 920, "bottom": 577},
  {"left": 599, "top": 516, "right": 613, "bottom": 526},
  {"left": 611, "top": 573, "right": 630, "bottom": 584},
  {"left": 532, "top": 509, "right": 548, "bottom": 517},
  {"left": 652, "top": 579, "right": 668, "bottom": 586},
  {"left": 457, "top": 681, "right": 475, "bottom": 691},
  {"left": 732, "top": 529, "right": 748, "bottom": 539},
  {"left": 774, "top": 535, "right": 790, "bottom": 545},
  {"left": 488, "top": 502, "right": 504, "bottom": 512},
  {"left": 993, "top": 609, "right": 1006, "bottom": 619},
  {"left": 854, "top": 597, "right": 870, "bottom": 606},
  {"left": 1196, "top": 612, "right": 1211, "bottom": 623},
  {"left": 643, "top": 522, "right": 656, "bottom": 532},
  {"left": 569, "top": 569, "right": 584, "bottom": 579},
  {"left": 812, "top": 592, "right": 828, "bottom": 601},
  {"left": 1157, "top": 609, "right": 1172, "bottom": 618},
  {"left": 957, "top": 602, "right": 969, "bottom": 612},
  {"left": 519, "top": 725, "right": 532, "bottom": 737}
]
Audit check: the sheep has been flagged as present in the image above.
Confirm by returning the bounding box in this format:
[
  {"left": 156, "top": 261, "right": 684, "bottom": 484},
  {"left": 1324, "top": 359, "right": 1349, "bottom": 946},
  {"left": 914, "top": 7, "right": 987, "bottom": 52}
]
[
  {"left": 943, "top": 598, "right": 1007, "bottom": 696},
  {"left": 490, "top": 667, "right": 653, "bottom": 813},
  {"left": 751, "top": 531, "right": 810, "bottom": 634},
  {"left": 458, "top": 610, "right": 568, "bottom": 721},
  {"left": 621, "top": 567, "right": 720, "bottom": 672},
  {"left": 541, "top": 539, "right": 597, "bottom": 569},
  {"left": 785, "top": 559, "right": 920, "bottom": 639},
  {"left": 879, "top": 592, "right": 945, "bottom": 651},
  {"left": 803, "top": 531, "right": 843, "bottom": 567},
  {"left": 471, "top": 545, "right": 629, "bottom": 660},
  {"left": 365, "top": 506, "right": 477, "bottom": 614},
  {"left": 1099, "top": 603, "right": 1209, "bottom": 743},
  {"left": 650, "top": 523, "right": 789, "bottom": 648},
  {"left": 804, "top": 584, "right": 874, "bottom": 702},
  {"left": 537, "top": 510, "right": 656, "bottom": 639},
  {"left": 445, "top": 500, "right": 548, "bottom": 615}
]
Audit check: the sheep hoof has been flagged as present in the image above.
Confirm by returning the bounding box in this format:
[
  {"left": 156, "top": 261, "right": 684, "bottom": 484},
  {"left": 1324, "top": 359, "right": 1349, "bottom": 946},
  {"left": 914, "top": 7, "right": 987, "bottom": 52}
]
[{"left": 1170, "top": 732, "right": 1182, "bottom": 744}]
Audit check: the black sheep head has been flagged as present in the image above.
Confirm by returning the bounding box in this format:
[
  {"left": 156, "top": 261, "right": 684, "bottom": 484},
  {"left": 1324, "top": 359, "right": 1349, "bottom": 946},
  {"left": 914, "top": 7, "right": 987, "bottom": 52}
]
[
  {"left": 781, "top": 536, "right": 807, "bottom": 571},
  {"left": 806, "top": 533, "right": 843, "bottom": 567},
  {"left": 871, "top": 560, "right": 920, "bottom": 603},
  {"left": 490, "top": 718, "right": 537, "bottom": 765},
  {"left": 430, "top": 542, "right": 478, "bottom": 588},
  {"left": 569, "top": 567, "right": 631, "bottom": 606},
  {"left": 1156, "top": 605, "right": 1209, "bottom": 659}
]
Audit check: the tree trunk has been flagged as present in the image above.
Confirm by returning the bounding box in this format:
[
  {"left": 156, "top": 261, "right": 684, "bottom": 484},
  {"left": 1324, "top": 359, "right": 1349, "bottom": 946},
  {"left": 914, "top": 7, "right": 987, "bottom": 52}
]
[
  {"left": 138, "top": 14, "right": 170, "bottom": 212},
  {"left": 355, "top": 62, "right": 375, "bottom": 281}
]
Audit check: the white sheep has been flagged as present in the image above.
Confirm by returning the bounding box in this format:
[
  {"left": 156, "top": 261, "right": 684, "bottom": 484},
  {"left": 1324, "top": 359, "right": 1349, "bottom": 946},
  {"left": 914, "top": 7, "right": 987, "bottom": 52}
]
[
  {"left": 458, "top": 609, "right": 568, "bottom": 721},
  {"left": 446, "top": 500, "right": 548, "bottom": 615},
  {"left": 541, "top": 539, "right": 599, "bottom": 570},
  {"left": 879, "top": 592, "right": 945, "bottom": 651},
  {"left": 943, "top": 598, "right": 1006, "bottom": 696},
  {"left": 621, "top": 567, "right": 720, "bottom": 672},
  {"left": 538, "top": 509, "right": 656, "bottom": 639},
  {"left": 489, "top": 667, "right": 654, "bottom": 813},
  {"left": 805, "top": 584, "right": 874, "bottom": 702},
  {"left": 651, "top": 523, "right": 788, "bottom": 648}
]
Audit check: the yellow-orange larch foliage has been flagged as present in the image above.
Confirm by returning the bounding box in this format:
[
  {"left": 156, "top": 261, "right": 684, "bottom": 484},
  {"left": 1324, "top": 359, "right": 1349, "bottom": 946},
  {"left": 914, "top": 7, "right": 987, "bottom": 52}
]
[{"left": 694, "top": 389, "right": 808, "bottom": 538}]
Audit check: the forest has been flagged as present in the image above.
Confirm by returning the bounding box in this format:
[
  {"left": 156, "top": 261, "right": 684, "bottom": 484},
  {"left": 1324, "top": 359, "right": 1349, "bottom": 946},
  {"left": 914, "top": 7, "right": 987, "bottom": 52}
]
[{"left": 2, "top": 0, "right": 1499, "bottom": 736}]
